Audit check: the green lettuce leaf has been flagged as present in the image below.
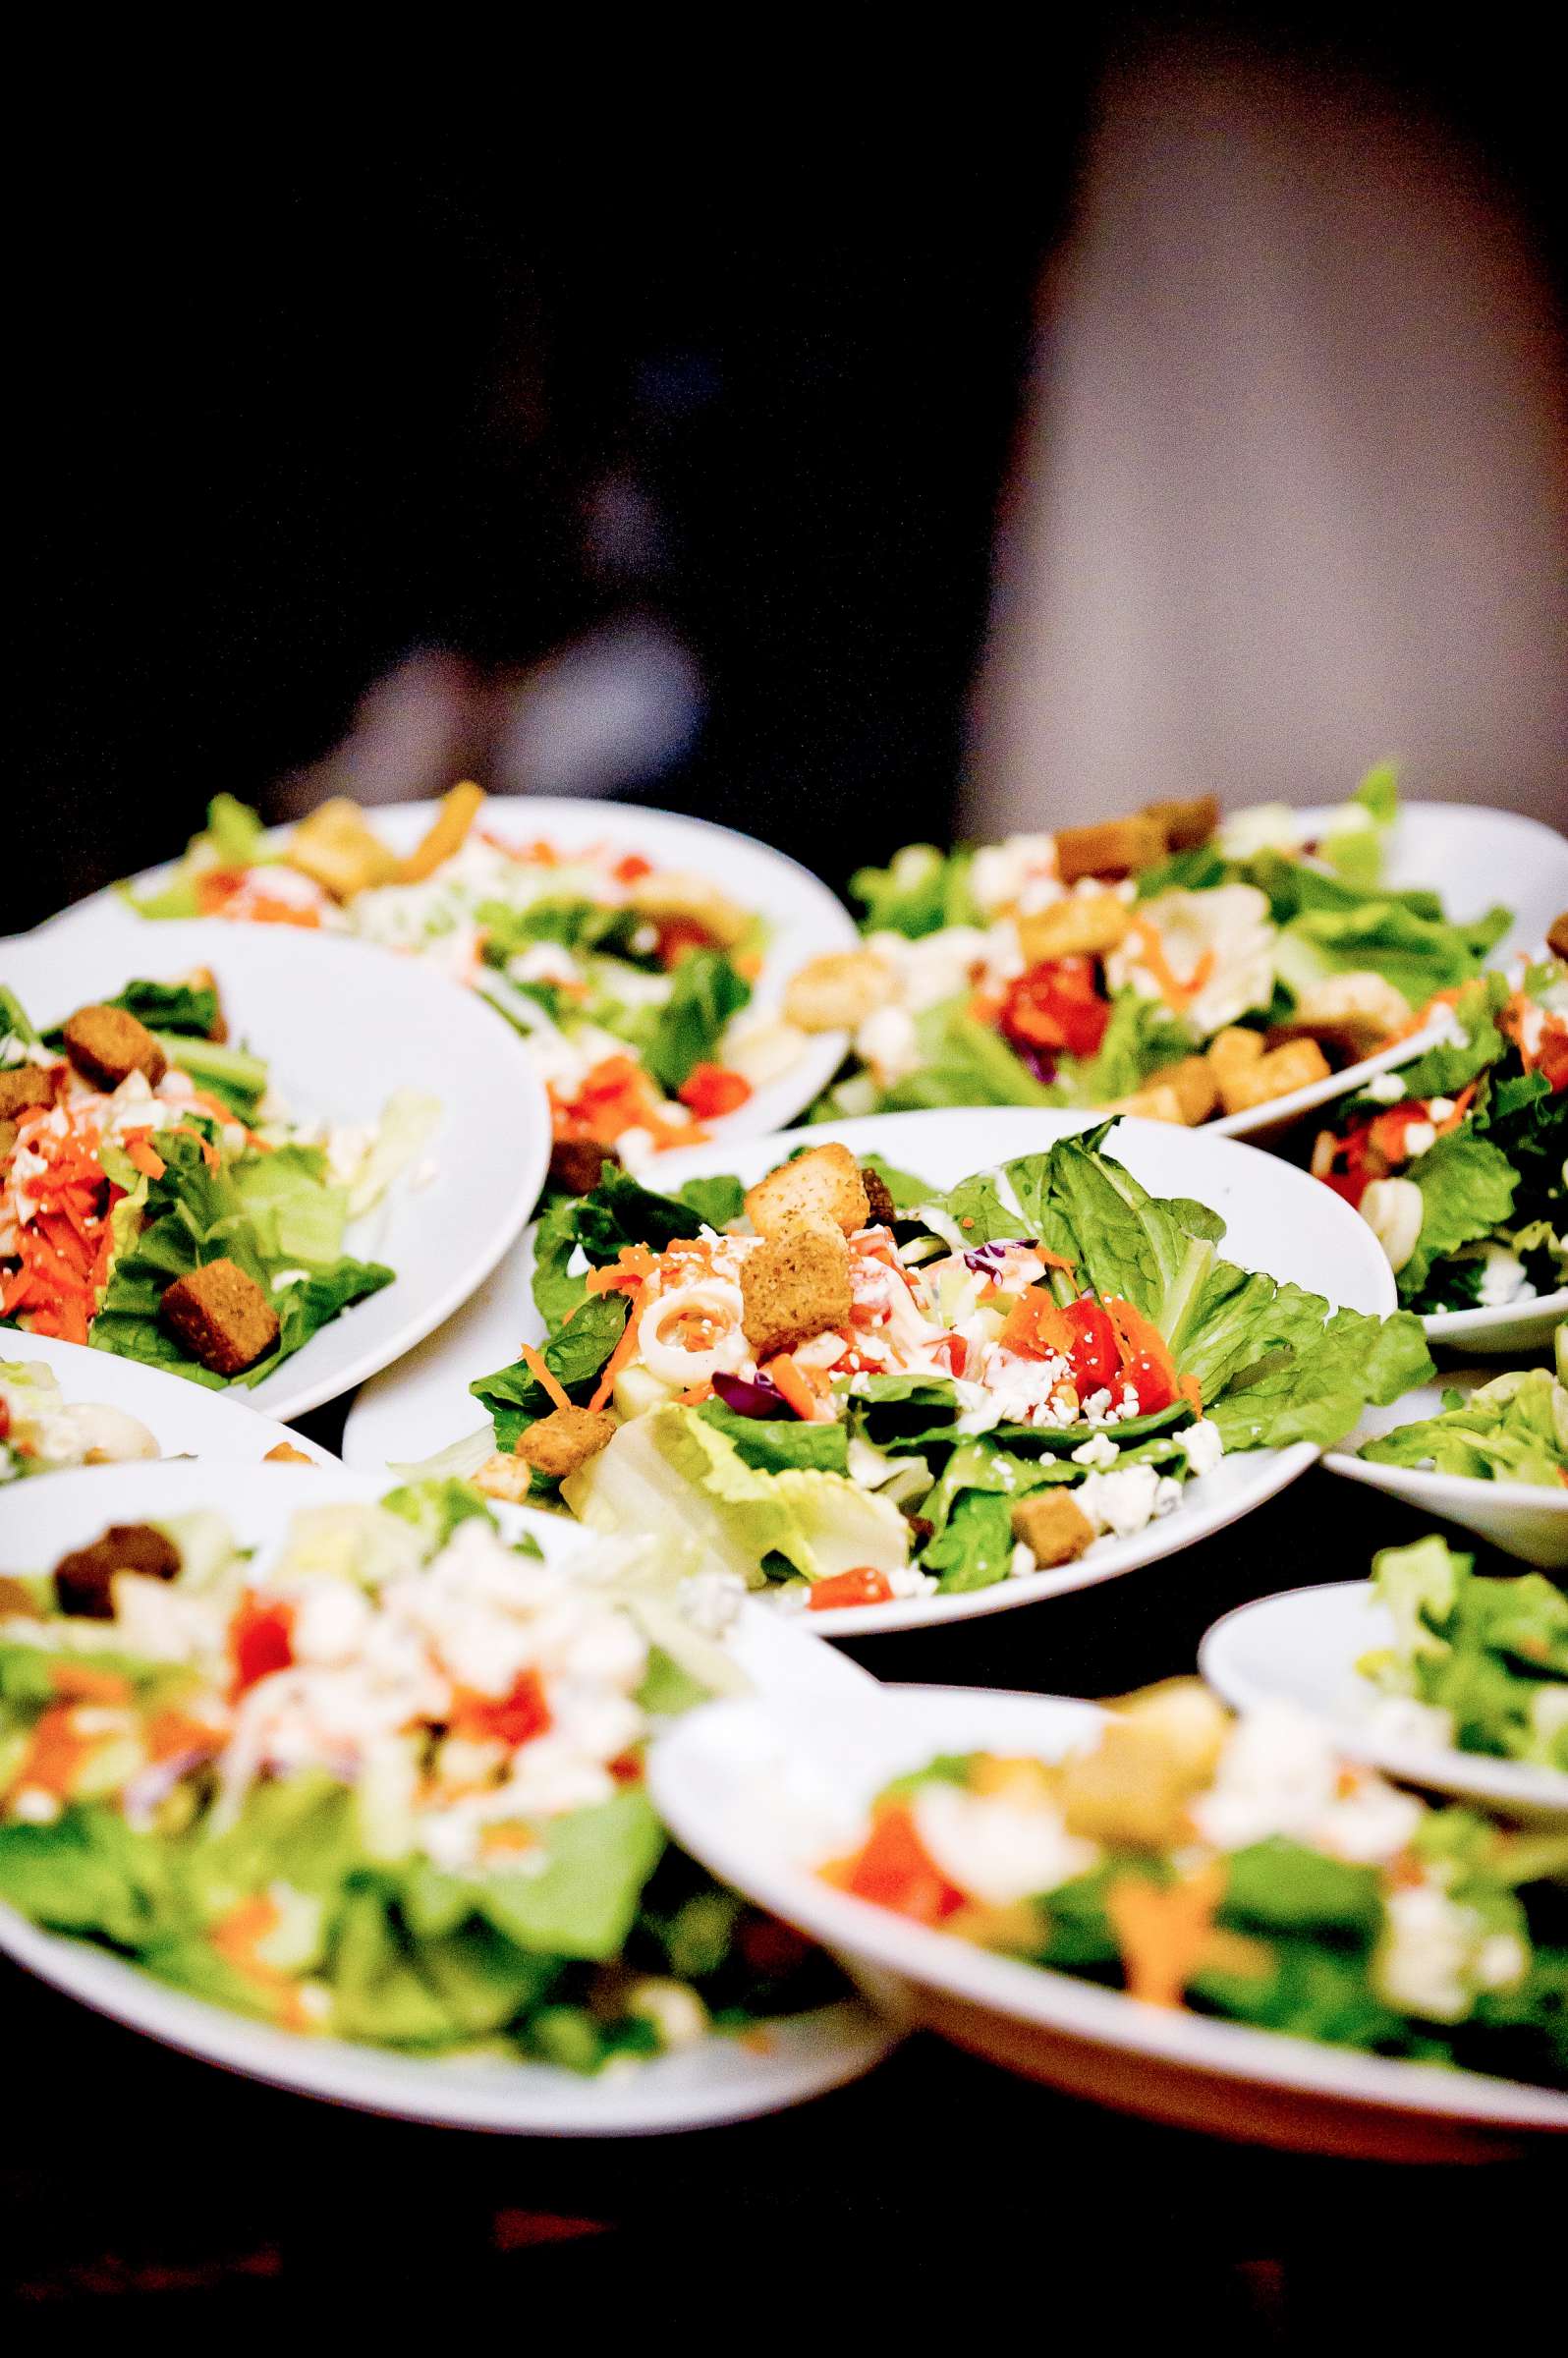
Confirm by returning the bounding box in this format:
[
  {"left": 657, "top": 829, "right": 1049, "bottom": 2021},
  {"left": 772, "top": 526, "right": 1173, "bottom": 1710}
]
[
  {"left": 850, "top": 844, "right": 978, "bottom": 937},
  {"left": 642, "top": 951, "right": 751, "bottom": 1094},
  {"left": 1362, "top": 1369, "right": 1568, "bottom": 1488},
  {"left": 1402, "top": 1135, "right": 1519, "bottom": 1301}
]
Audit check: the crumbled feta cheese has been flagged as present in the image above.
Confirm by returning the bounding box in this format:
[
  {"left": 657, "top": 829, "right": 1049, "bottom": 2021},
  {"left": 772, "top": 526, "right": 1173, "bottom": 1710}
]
[
  {"left": 1374, "top": 1882, "right": 1484, "bottom": 2022},
  {"left": 1179, "top": 1419, "right": 1225, "bottom": 1480},
  {"left": 1364, "top": 1071, "right": 1406, "bottom": 1104},
  {"left": 1070, "top": 1433, "right": 1119, "bottom": 1472},
  {"left": 912, "top": 1779, "right": 1098, "bottom": 1906}
]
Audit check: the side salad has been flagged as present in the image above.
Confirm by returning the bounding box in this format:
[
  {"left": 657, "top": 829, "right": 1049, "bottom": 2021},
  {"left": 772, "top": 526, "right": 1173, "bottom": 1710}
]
[
  {"left": 1, "top": 1360, "right": 158, "bottom": 1481},
  {"left": 789, "top": 769, "right": 1510, "bottom": 1129},
  {"left": 1358, "top": 1535, "right": 1568, "bottom": 1771},
  {"left": 1, "top": 971, "right": 430, "bottom": 1386},
  {"left": 1312, "top": 958, "right": 1567, "bottom": 1316},
  {"left": 1360, "top": 1325, "right": 1568, "bottom": 1490},
  {"left": 460, "top": 1124, "right": 1431, "bottom": 1608},
  {"left": 124, "top": 789, "right": 806, "bottom": 1178},
  {"left": 822, "top": 1679, "right": 1568, "bottom": 2088},
  {"left": 0, "top": 1484, "right": 838, "bottom": 2070}
]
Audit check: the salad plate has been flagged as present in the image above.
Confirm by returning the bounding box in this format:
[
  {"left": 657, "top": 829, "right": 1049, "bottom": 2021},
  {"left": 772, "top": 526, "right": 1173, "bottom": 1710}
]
[
  {"left": 345, "top": 1107, "right": 1416, "bottom": 1636},
  {"left": 42, "top": 789, "right": 859, "bottom": 1161},
  {"left": 1201, "top": 1560, "right": 1568, "bottom": 1822},
  {"left": 1323, "top": 1354, "right": 1568, "bottom": 1569},
  {"left": 2, "top": 916, "right": 549, "bottom": 1421},
  {"left": 2, "top": 1331, "right": 335, "bottom": 1476},
  {"left": 1305, "top": 953, "right": 1566, "bottom": 1353},
  {"left": 788, "top": 777, "right": 1564, "bottom": 1150},
  {"left": 0, "top": 1462, "right": 895, "bottom": 2135},
  {"left": 648, "top": 1679, "right": 1568, "bottom": 2159}
]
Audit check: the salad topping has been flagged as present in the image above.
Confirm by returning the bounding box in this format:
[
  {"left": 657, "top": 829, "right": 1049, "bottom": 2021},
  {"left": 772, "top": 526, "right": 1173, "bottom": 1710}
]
[{"left": 1358, "top": 1535, "right": 1568, "bottom": 1770}]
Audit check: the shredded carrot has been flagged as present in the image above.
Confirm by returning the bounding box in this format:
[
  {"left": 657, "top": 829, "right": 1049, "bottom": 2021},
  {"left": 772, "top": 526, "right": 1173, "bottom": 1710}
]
[
  {"left": 50, "top": 1663, "right": 134, "bottom": 1705},
  {"left": 1179, "top": 1374, "right": 1204, "bottom": 1415},
  {"left": 162, "top": 1123, "right": 221, "bottom": 1170},
  {"left": 519, "top": 1343, "right": 573, "bottom": 1414},
  {"left": 1131, "top": 918, "right": 1213, "bottom": 1011},
  {"left": 764, "top": 1354, "right": 826, "bottom": 1422},
  {"left": 400, "top": 780, "right": 485, "bottom": 883},
  {"left": 588, "top": 1307, "right": 644, "bottom": 1412},
  {"left": 122, "top": 1135, "right": 166, "bottom": 1181},
  {"left": 585, "top": 1245, "right": 658, "bottom": 1296},
  {"left": 673, "top": 1381, "right": 714, "bottom": 1407},
  {"left": 1102, "top": 1296, "right": 1180, "bottom": 1391},
  {"left": 3, "top": 1707, "right": 91, "bottom": 1807},
  {"left": 1105, "top": 1860, "right": 1227, "bottom": 2008},
  {"left": 998, "top": 1287, "right": 1078, "bottom": 1362}
]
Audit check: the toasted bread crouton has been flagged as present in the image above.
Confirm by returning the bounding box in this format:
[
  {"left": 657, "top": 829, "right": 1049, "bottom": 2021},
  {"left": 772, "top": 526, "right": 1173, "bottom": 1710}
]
[
  {"left": 548, "top": 1138, "right": 620, "bottom": 1197},
  {"left": 474, "top": 1452, "right": 539, "bottom": 1504},
  {"left": 514, "top": 1405, "right": 618, "bottom": 1480},
  {"left": 54, "top": 1523, "right": 181, "bottom": 1619},
  {"left": 1058, "top": 1688, "right": 1228, "bottom": 1848},
  {"left": 1217, "top": 1038, "right": 1332, "bottom": 1114},
  {"left": 783, "top": 949, "right": 895, "bottom": 1033},
  {"left": 1016, "top": 892, "right": 1132, "bottom": 966},
  {"left": 1109, "top": 1082, "right": 1188, "bottom": 1126},
  {"left": 1010, "top": 1490, "right": 1095, "bottom": 1568},
  {"left": 285, "top": 798, "right": 401, "bottom": 901},
  {"left": 1548, "top": 912, "right": 1568, "bottom": 965},
  {"left": 860, "top": 1164, "right": 899, "bottom": 1227},
  {"left": 0, "top": 1065, "right": 60, "bottom": 1121},
  {"left": 1206, "top": 1027, "right": 1265, "bottom": 1095},
  {"left": 262, "top": 1441, "right": 314, "bottom": 1465},
  {"left": 62, "top": 1005, "right": 168, "bottom": 1091},
  {"left": 0, "top": 1122, "right": 17, "bottom": 1158},
  {"left": 1163, "top": 1054, "right": 1221, "bottom": 1126},
  {"left": 1054, "top": 815, "right": 1167, "bottom": 884},
  {"left": 160, "top": 1259, "right": 280, "bottom": 1376},
  {"left": 626, "top": 870, "right": 750, "bottom": 949},
  {"left": 1276, "top": 970, "right": 1410, "bottom": 1056},
  {"left": 740, "top": 1224, "right": 853, "bottom": 1362},
  {"left": 1143, "top": 795, "right": 1219, "bottom": 852},
  {"left": 746, "top": 1143, "right": 869, "bottom": 1240}
]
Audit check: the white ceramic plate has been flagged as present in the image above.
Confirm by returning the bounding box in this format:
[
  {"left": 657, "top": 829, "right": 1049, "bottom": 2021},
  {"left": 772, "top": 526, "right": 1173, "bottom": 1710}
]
[
  {"left": 1205, "top": 800, "right": 1568, "bottom": 1145},
  {"left": 344, "top": 1106, "right": 1398, "bottom": 1636},
  {"left": 649, "top": 1679, "right": 1568, "bottom": 2158},
  {"left": 1201, "top": 1581, "right": 1568, "bottom": 1822},
  {"left": 40, "top": 795, "right": 859, "bottom": 1147},
  {"left": 1, "top": 916, "right": 549, "bottom": 1421},
  {"left": 1422, "top": 1292, "right": 1568, "bottom": 1359},
  {"left": 0, "top": 1461, "right": 895, "bottom": 2136},
  {"left": 1324, "top": 1369, "right": 1568, "bottom": 1568},
  {"left": 0, "top": 1331, "right": 336, "bottom": 1469}
]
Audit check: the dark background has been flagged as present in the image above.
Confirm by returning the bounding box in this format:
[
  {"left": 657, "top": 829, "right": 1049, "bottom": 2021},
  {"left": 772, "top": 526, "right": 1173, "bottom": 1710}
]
[{"left": 11, "top": 15, "right": 1563, "bottom": 934}]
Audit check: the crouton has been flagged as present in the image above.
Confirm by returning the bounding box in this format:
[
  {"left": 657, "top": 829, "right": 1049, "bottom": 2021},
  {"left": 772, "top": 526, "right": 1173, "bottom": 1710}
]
[
  {"left": 54, "top": 1523, "right": 181, "bottom": 1619},
  {"left": 548, "top": 1138, "right": 620, "bottom": 1197},
  {"left": 1548, "top": 912, "right": 1568, "bottom": 965},
  {"left": 1217, "top": 1038, "right": 1332, "bottom": 1114},
  {"left": 1016, "top": 892, "right": 1132, "bottom": 966},
  {"left": 0, "top": 1577, "right": 34, "bottom": 1619},
  {"left": 1109, "top": 1082, "right": 1188, "bottom": 1126},
  {"left": 474, "top": 1452, "right": 538, "bottom": 1504},
  {"left": 860, "top": 1165, "right": 899, "bottom": 1228},
  {"left": 262, "top": 1441, "right": 314, "bottom": 1465},
  {"left": 1054, "top": 815, "right": 1167, "bottom": 884},
  {"left": 783, "top": 949, "right": 895, "bottom": 1033},
  {"left": 0, "top": 1121, "right": 17, "bottom": 1158},
  {"left": 1058, "top": 1694, "right": 1227, "bottom": 1849},
  {"left": 740, "top": 1224, "right": 853, "bottom": 1362},
  {"left": 745, "top": 1143, "right": 868, "bottom": 1240},
  {"left": 1010, "top": 1490, "right": 1095, "bottom": 1569},
  {"left": 285, "top": 798, "right": 401, "bottom": 901},
  {"left": 400, "top": 780, "right": 485, "bottom": 884},
  {"left": 1277, "top": 970, "right": 1410, "bottom": 1056},
  {"left": 1162, "top": 1054, "right": 1221, "bottom": 1125},
  {"left": 0, "top": 1065, "right": 60, "bottom": 1121},
  {"left": 160, "top": 1259, "right": 280, "bottom": 1376},
  {"left": 62, "top": 1004, "right": 168, "bottom": 1092},
  {"left": 1206, "top": 1027, "right": 1265, "bottom": 1095},
  {"left": 1143, "top": 795, "right": 1219, "bottom": 852},
  {"left": 626, "top": 870, "right": 750, "bottom": 949},
  {"left": 514, "top": 1405, "right": 618, "bottom": 1480}
]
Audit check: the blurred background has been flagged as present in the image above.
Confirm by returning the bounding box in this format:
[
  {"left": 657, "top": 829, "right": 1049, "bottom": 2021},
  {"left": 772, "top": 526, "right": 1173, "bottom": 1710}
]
[{"left": 12, "top": 10, "right": 1565, "bottom": 932}]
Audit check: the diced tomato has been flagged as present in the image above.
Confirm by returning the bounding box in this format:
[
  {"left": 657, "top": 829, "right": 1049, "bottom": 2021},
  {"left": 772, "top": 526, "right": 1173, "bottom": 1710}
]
[
  {"left": 933, "top": 1331, "right": 969, "bottom": 1378},
  {"left": 1061, "top": 1298, "right": 1120, "bottom": 1393},
  {"left": 832, "top": 1804, "right": 968, "bottom": 1924},
  {"left": 810, "top": 1567, "right": 895, "bottom": 1611},
  {"left": 678, "top": 1063, "right": 753, "bottom": 1120},
  {"left": 614, "top": 853, "right": 653, "bottom": 885},
  {"left": 737, "top": 1913, "right": 812, "bottom": 1975},
  {"left": 999, "top": 958, "right": 1112, "bottom": 1061},
  {"left": 229, "top": 1598, "right": 296, "bottom": 1696},
  {"left": 1540, "top": 1024, "right": 1568, "bottom": 1093},
  {"left": 1321, "top": 1169, "right": 1371, "bottom": 1210},
  {"left": 654, "top": 918, "right": 716, "bottom": 967},
  {"left": 1122, "top": 1350, "right": 1176, "bottom": 1415},
  {"left": 451, "top": 1667, "right": 552, "bottom": 1749},
  {"left": 0, "top": 1397, "right": 8, "bottom": 1442}
]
